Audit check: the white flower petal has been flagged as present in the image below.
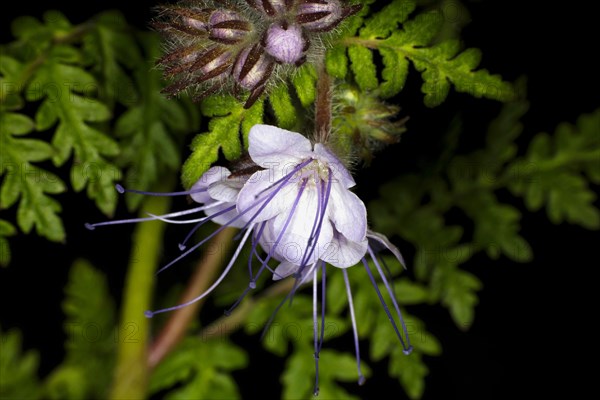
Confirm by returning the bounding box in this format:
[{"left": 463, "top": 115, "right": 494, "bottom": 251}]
[
  {"left": 190, "top": 166, "right": 231, "bottom": 203},
  {"left": 313, "top": 143, "right": 355, "bottom": 188},
  {"left": 321, "top": 231, "right": 368, "bottom": 268},
  {"left": 237, "top": 169, "right": 300, "bottom": 223},
  {"left": 367, "top": 230, "right": 406, "bottom": 267},
  {"left": 328, "top": 183, "right": 367, "bottom": 242},
  {"left": 207, "top": 176, "right": 245, "bottom": 203},
  {"left": 205, "top": 202, "right": 245, "bottom": 228},
  {"left": 272, "top": 260, "right": 299, "bottom": 280},
  {"left": 249, "top": 124, "right": 312, "bottom": 168}
]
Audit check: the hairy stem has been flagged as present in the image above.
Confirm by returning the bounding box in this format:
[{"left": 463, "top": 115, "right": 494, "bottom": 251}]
[
  {"left": 148, "top": 227, "right": 236, "bottom": 368},
  {"left": 109, "top": 190, "right": 172, "bottom": 400},
  {"left": 314, "top": 62, "right": 333, "bottom": 144}
]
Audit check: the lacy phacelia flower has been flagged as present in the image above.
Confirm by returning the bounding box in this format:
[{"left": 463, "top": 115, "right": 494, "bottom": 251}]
[
  {"left": 155, "top": 0, "right": 361, "bottom": 107},
  {"left": 85, "top": 124, "right": 412, "bottom": 393}
]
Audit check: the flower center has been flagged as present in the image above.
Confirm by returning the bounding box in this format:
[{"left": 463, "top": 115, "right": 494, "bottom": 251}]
[{"left": 297, "top": 159, "right": 330, "bottom": 187}]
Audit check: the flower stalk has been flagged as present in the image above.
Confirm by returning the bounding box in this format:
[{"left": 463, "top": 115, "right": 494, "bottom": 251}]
[{"left": 108, "top": 189, "right": 172, "bottom": 400}]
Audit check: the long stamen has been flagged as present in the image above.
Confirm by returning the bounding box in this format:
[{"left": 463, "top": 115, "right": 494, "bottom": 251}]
[
  {"left": 251, "top": 178, "right": 308, "bottom": 287},
  {"left": 248, "top": 221, "right": 267, "bottom": 280},
  {"left": 259, "top": 263, "right": 316, "bottom": 341},
  {"left": 362, "top": 257, "right": 410, "bottom": 352},
  {"left": 84, "top": 203, "right": 224, "bottom": 230},
  {"left": 145, "top": 226, "right": 254, "bottom": 318},
  {"left": 178, "top": 204, "right": 237, "bottom": 250},
  {"left": 290, "top": 170, "right": 332, "bottom": 302},
  {"left": 368, "top": 247, "right": 412, "bottom": 353},
  {"left": 343, "top": 268, "right": 366, "bottom": 385},
  {"left": 313, "top": 265, "right": 320, "bottom": 396},
  {"left": 178, "top": 160, "right": 306, "bottom": 253},
  {"left": 253, "top": 158, "right": 313, "bottom": 199},
  {"left": 228, "top": 177, "right": 308, "bottom": 316},
  {"left": 318, "top": 260, "right": 326, "bottom": 352},
  {"left": 115, "top": 183, "right": 207, "bottom": 197}
]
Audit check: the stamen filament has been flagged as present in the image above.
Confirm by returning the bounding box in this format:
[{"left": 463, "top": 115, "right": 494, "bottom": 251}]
[
  {"left": 343, "top": 268, "right": 366, "bottom": 385},
  {"left": 368, "top": 247, "right": 413, "bottom": 353},
  {"left": 145, "top": 226, "right": 254, "bottom": 317},
  {"left": 116, "top": 183, "right": 208, "bottom": 197},
  {"left": 313, "top": 265, "right": 320, "bottom": 396},
  {"left": 362, "top": 257, "right": 410, "bottom": 352}
]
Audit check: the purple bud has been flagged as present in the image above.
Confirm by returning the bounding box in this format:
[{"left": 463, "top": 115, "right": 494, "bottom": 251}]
[
  {"left": 296, "top": 0, "right": 358, "bottom": 32},
  {"left": 233, "top": 45, "right": 273, "bottom": 89},
  {"left": 247, "top": 0, "right": 290, "bottom": 17},
  {"left": 264, "top": 23, "right": 306, "bottom": 64},
  {"left": 208, "top": 9, "right": 252, "bottom": 44},
  {"left": 189, "top": 46, "right": 233, "bottom": 83}
]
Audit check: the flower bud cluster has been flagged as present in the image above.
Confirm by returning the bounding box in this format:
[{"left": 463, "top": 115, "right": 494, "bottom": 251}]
[{"left": 155, "top": 0, "right": 361, "bottom": 107}]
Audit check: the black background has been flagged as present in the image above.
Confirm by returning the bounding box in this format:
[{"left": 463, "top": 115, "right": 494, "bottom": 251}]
[{"left": 1, "top": 1, "right": 598, "bottom": 399}]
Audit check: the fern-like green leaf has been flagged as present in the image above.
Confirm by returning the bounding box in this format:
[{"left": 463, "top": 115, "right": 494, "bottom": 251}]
[
  {"left": 149, "top": 337, "right": 247, "bottom": 399},
  {"left": 508, "top": 109, "right": 600, "bottom": 229},
  {"left": 269, "top": 83, "right": 297, "bottom": 129},
  {"left": 181, "top": 96, "right": 263, "bottom": 189},
  {"left": 82, "top": 11, "right": 141, "bottom": 107},
  {"left": 430, "top": 265, "right": 482, "bottom": 328},
  {"left": 339, "top": 4, "right": 515, "bottom": 104},
  {"left": 0, "top": 327, "right": 41, "bottom": 399},
  {"left": 0, "top": 112, "right": 66, "bottom": 242},
  {"left": 27, "top": 58, "right": 120, "bottom": 215},
  {"left": 114, "top": 33, "right": 197, "bottom": 210}
]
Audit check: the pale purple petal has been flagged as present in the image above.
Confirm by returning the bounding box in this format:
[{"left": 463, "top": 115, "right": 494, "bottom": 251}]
[
  {"left": 248, "top": 124, "right": 313, "bottom": 168},
  {"left": 190, "top": 166, "right": 231, "bottom": 203},
  {"left": 321, "top": 231, "right": 368, "bottom": 268},
  {"left": 272, "top": 260, "right": 299, "bottom": 280},
  {"left": 313, "top": 143, "right": 355, "bottom": 188},
  {"left": 327, "top": 183, "right": 367, "bottom": 242},
  {"left": 236, "top": 169, "right": 300, "bottom": 223},
  {"left": 207, "top": 177, "right": 245, "bottom": 203},
  {"left": 367, "top": 230, "right": 406, "bottom": 267},
  {"left": 205, "top": 202, "right": 245, "bottom": 228}
]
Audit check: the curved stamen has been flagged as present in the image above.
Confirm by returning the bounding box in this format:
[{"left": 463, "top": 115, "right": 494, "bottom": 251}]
[
  {"left": 115, "top": 183, "right": 208, "bottom": 197},
  {"left": 318, "top": 261, "right": 326, "bottom": 352},
  {"left": 227, "top": 178, "right": 308, "bottom": 313},
  {"left": 259, "top": 262, "right": 316, "bottom": 341},
  {"left": 178, "top": 204, "right": 237, "bottom": 250},
  {"left": 145, "top": 226, "right": 254, "bottom": 318},
  {"left": 313, "top": 265, "right": 320, "bottom": 396},
  {"left": 362, "top": 257, "right": 411, "bottom": 352},
  {"left": 85, "top": 203, "right": 223, "bottom": 230},
  {"left": 164, "top": 160, "right": 308, "bottom": 273},
  {"left": 368, "top": 246, "right": 412, "bottom": 353},
  {"left": 147, "top": 214, "right": 209, "bottom": 224},
  {"left": 290, "top": 169, "right": 333, "bottom": 302},
  {"left": 343, "top": 268, "right": 366, "bottom": 385},
  {"left": 147, "top": 199, "right": 227, "bottom": 225},
  {"left": 248, "top": 221, "right": 267, "bottom": 280}
]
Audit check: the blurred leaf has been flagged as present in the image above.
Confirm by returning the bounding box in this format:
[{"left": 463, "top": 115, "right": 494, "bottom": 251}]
[
  {"left": 508, "top": 109, "right": 600, "bottom": 229},
  {"left": 149, "top": 337, "right": 247, "bottom": 399},
  {"left": 114, "top": 33, "right": 197, "bottom": 210},
  {"left": 45, "top": 260, "right": 116, "bottom": 399},
  {"left": 0, "top": 327, "right": 41, "bottom": 399}
]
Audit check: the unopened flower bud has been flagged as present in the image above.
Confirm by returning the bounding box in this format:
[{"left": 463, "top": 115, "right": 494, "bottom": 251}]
[
  {"left": 208, "top": 9, "right": 252, "bottom": 44},
  {"left": 264, "top": 22, "right": 307, "bottom": 64}
]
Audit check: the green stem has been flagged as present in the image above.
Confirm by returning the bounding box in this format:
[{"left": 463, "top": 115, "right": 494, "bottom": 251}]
[{"left": 109, "top": 192, "right": 171, "bottom": 400}]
